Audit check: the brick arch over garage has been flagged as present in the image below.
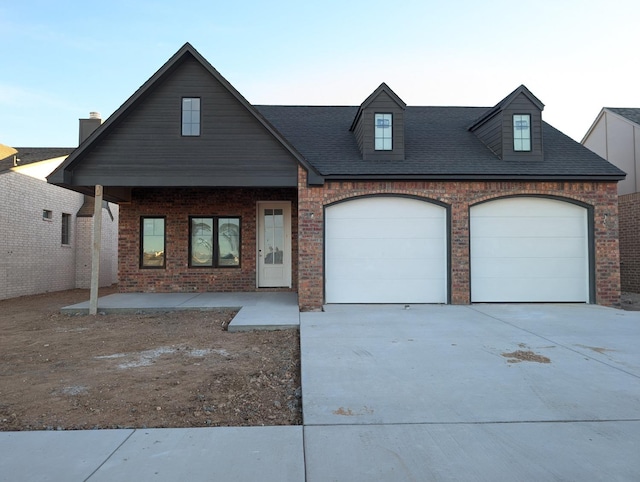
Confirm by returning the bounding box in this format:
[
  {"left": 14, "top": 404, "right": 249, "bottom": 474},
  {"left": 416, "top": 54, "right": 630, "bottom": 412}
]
[{"left": 296, "top": 167, "right": 620, "bottom": 310}]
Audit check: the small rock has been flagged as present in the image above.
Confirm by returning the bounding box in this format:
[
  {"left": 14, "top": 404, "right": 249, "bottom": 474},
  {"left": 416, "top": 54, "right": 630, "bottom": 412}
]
[{"left": 273, "top": 400, "right": 282, "bottom": 408}]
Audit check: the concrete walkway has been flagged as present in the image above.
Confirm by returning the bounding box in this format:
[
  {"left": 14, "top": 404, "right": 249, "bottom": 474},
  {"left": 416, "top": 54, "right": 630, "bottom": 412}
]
[{"left": 2, "top": 302, "right": 640, "bottom": 480}]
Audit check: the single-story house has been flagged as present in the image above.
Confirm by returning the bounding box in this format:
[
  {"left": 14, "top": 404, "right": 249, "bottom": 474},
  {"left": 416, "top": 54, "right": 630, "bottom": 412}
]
[
  {"left": 48, "top": 43, "right": 625, "bottom": 310},
  {"left": 582, "top": 108, "right": 640, "bottom": 293},
  {"left": 0, "top": 138, "right": 118, "bottom": 300}
]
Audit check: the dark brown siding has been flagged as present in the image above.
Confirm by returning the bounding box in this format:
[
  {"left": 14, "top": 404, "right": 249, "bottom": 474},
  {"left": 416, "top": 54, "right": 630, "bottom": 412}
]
[
  {"left": 501, "top": 93, "right": 543, "bottom": 161},
  {"left": 353, "top": 91, "right": 405, "bottom": 161},
  {"left": 72, "top": 57, "right": 298, "bottom": 187},
  {"left": 473, "top": 112, "right": 503, "bottom": 158}
]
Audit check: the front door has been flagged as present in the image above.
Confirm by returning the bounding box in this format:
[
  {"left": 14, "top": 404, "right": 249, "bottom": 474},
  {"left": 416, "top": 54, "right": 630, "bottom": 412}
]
[{"left": 257, "top": 201, "right": 292, "bottom": 288}]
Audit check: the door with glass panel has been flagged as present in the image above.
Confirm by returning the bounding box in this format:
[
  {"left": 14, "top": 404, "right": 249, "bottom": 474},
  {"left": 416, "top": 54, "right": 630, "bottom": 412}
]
[{"left": 257, "top": 202, "right": 291, "bottom": 288}]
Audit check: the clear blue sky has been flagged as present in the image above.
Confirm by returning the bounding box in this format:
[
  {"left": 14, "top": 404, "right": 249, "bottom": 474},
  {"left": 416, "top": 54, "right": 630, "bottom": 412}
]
[{"left": 1, "top": 0, "right": 638, "bottom": 147}]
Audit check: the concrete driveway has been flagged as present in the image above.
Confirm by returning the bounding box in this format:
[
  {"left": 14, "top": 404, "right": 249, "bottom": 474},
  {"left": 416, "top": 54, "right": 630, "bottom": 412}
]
[{"left": 301, "top": 304, "right": 640, "bottom": 481}]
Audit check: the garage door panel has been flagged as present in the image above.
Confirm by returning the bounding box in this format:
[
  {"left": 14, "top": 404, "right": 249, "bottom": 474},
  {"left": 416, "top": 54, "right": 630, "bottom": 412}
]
[
  {"left": 327, "top": 217, "right": 444, "bottom": 239},
  {"left": 328, "top": 237, "right": 445, "bottom": 260},
  {"left": 325, "top": 197, "right": 447, "bottom": 303},
  {"left": 472, "top": 237, "right": 586, "bottom": 258},
  {"left": 471, "top": 277, "right": 588, "bottom": 302},
  {"left": 328, "top": 257, "right": 446, "bottom": 281},
  {"left": 472, "top": 198, "right": 584, "bottom": 217},
  {"left": 472, "top": 217, "right": 586, "bottom": 237},
  {"left": 328, "top": 199, "right": 443, "bottom": 219},
  {"left": 472, "top": 257, "right": 587, "bottom": 279},
  {"left": 470, "top": 197, "right": 589, "bottom": 303},
  {"left": 326, "top": 278, "right": 446, "bottom": 304}
]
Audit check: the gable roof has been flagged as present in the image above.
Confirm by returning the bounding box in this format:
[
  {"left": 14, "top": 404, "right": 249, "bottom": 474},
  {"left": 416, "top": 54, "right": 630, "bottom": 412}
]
[
  {"left": 257, "top": 105, "right": 624, "bottom": 180},
  {"left": 468, "top": 84, "right": 544, "bottom": 131},
  {"left": 45, "top": 45, "right": 624, "bottom": 190},
  {"left": 606, "top": 108, "right": 640, "bottom": 126},
  {"left": 48, "top": 43, "right": 322, "bottom": 189},
  {"left": 349, "top": 82, "right": 406, "bottom": 131},
  {"left": 0, "top": 147, "right": 74, "bottom": 174},
  {"left": 581, "top": 107, "right": 640, "bottom": 145}
]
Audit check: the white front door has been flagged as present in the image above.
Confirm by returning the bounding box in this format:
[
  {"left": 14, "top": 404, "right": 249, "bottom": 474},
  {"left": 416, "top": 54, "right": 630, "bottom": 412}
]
[{"left": 257, "top": 202, "right": 292, "bottom": 288}]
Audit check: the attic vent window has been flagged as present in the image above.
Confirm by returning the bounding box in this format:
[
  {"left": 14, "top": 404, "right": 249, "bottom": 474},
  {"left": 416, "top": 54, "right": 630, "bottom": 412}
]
[
  {"left": 375, "top": 113, "right": 392, "bottom": 150},
  {"left": 182, "top": 97, "right": 201, "bottom": 136},
  {"left": 513, "top": 114, "right": 531, "bottom": 151}
]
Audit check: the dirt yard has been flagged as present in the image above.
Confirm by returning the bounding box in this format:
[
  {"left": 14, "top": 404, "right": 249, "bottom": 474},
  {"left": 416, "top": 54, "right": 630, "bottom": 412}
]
[{"left": 0, "top": 287, "right": 301, "bottom": 431}]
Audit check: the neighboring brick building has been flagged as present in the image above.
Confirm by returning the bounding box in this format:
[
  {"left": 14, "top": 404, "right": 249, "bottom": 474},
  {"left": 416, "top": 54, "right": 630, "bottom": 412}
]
[
  {"left": 0, "top": 146, "right": 119, "bottom": 301},
  {"left": 49, "top": 43, "right": 625, "bottom": 309},
  {"left": 583, "top": 108, "right": 640, "bottom": 293}
]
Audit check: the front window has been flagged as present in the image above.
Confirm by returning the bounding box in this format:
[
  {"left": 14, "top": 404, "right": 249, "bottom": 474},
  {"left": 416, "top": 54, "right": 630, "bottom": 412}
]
[
  {"left": 513, "top": 114, "right": 531, "bottom": 151},
  {"left": 140, "top": 217, "right": 166, "bottom": 268},
  {"left": 190, "top": 216, "right": 241, "bottom": 268},
  {"left": 182, "top": 97, "right": 201, "bottom": 136},
  {"left": 375, "top": 113, "right": 392, "bottom": 150}
]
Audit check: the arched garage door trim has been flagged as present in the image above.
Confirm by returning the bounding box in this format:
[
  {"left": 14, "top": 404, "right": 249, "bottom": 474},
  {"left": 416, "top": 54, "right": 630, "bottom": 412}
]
[
  {"left": 469, "top": 195, "right": 595, "bottom": 303},
  {"left": 324, "top": 194, "right": 451, "bottom": 304}
]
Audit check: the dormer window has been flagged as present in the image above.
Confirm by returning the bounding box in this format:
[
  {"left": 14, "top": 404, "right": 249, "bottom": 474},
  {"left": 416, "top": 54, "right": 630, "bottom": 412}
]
[
  {"left": 513, "top": 114, "right": 531, "bottom": 151},
  {"left": 375, "top": 113, "right": 393, "bottom": 150},
  {"left": 182, "top": 97, "right": 201, "bottom": 136}
]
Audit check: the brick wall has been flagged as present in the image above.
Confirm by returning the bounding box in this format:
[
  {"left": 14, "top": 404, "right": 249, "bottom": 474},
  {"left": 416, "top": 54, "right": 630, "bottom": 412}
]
[
  {"left": 118, "top": 188, "right": 297, "bottom": 293},
  {"left": 619, "top": 192, "right": 640, "bottom": 293},
  {"left": 0, "top": 171, "right": 84, "bottom": 300},
  {"left": 297, "top": 166, "right": 621, "bottom": 309}
]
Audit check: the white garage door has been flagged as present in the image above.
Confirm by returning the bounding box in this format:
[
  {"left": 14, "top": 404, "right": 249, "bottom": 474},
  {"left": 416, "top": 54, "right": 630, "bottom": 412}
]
[
  {"left": 325, "top": 197, "right": 447, "bottom": 303},
  {"left": 470, "top": 197, "right": 589, "bottom": 302}
]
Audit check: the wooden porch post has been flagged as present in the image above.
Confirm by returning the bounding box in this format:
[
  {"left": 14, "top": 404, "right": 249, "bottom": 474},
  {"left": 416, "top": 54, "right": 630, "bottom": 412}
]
[{"left": 89, "top": 185, "right": 103, "bottom": 315}]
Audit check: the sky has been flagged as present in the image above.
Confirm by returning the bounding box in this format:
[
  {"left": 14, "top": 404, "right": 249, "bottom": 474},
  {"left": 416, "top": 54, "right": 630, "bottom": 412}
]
[{"left": 1, "top": 0, "right": 639, "bottom": 147}]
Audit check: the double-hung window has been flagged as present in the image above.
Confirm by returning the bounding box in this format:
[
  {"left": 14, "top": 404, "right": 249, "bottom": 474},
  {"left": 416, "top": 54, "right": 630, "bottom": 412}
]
[
  {"left": 374, "top": 113, "right": 392, "bottom": 150},
  {"left": 190, "top": 216, "right": 241, "bottom": 268},
  {"left": 140, "top": 217, "right": 166, "bottom": 268},
  {"left": 513, "top": 114, "right": 531, "bottom": 151}
]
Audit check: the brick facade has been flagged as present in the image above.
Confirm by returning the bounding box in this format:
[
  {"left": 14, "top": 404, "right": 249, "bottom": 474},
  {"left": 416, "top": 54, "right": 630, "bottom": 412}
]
[
  {"left": 118, "top": 187, "right": 297, "bottom": 293},
  {"left": 0, "top": 171, "right": 119, "bottom": 300},
  {"left": 116, "top": 174, "right": 622, "bottom": 309},
  {"left": 619, "top": 192, "right": 640, "bottom": 293},
  {"left": 297, "top": 166, "right": 621, "bottom": 310}
]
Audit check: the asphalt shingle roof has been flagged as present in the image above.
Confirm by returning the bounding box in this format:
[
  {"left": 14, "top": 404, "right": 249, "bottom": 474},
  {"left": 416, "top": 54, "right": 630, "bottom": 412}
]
[
  {"left": 0, "top": 147, "right": 74, "bottom": 173},
  {"left": 256, "top": 105, "right": 625, "bottom": 179},
  {"left": 608, "top": 108, "right": 640, "bottom": 126}
]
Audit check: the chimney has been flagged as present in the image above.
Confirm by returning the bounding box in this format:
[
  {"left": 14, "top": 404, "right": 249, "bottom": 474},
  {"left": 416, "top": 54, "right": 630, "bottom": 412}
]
[{"left": 79, "top": 112, "right": 102, "bottom": 145}]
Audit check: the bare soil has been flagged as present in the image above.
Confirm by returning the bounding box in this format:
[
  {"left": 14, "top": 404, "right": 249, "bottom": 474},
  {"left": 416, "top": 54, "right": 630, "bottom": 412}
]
[{"left": 0, "top": 287, "right": 301, "bottom": 431}]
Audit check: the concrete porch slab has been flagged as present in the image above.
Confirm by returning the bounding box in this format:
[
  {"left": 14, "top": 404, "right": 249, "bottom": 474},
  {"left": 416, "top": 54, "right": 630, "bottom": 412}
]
[{"left": 60, "top": 292, "right": 300, "bottom": 331}]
